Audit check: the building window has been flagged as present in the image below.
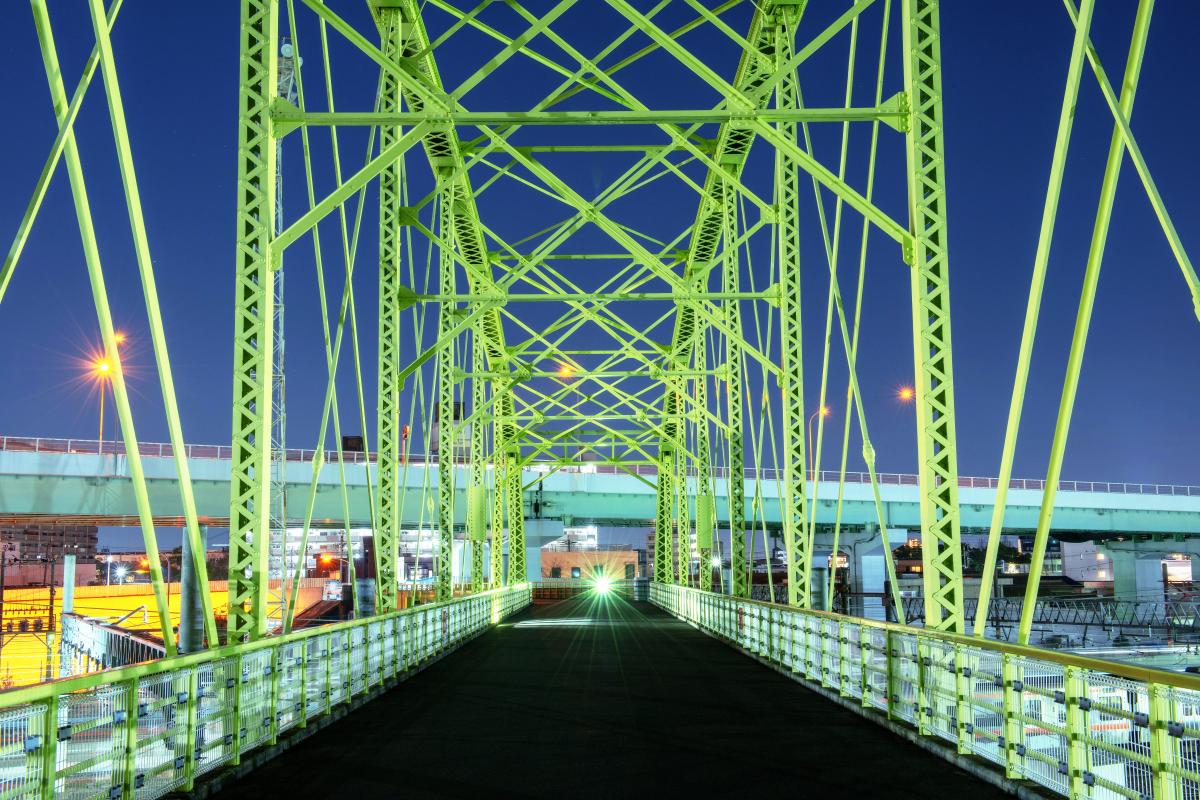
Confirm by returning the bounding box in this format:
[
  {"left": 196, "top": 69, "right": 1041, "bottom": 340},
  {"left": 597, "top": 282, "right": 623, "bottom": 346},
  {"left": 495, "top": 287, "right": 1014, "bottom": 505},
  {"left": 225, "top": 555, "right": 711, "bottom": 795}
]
[
  {"left": 550, "top": 567, "right": 562, "bottom": 578},
  {"left": 625, "top": 563, "right": 635, "bottom": 579},
  {"left": 571, "top": 567, "right": 581, "bottom": 579}
]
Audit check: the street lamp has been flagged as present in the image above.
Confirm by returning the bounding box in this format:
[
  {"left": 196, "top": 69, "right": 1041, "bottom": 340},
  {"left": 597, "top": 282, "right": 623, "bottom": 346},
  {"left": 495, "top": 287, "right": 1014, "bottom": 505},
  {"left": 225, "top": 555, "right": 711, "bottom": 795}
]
[
  {"left": 897, "top": 386, "right": 915, "bottom": 403},
  {"left": 91, "top": 332, "right": 127, "bottom": 454}
]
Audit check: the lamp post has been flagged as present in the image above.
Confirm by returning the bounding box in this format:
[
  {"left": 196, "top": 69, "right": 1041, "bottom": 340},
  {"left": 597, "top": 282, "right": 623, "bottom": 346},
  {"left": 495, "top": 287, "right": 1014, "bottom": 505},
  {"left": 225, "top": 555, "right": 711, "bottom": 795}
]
[
  {"left": 807, "top": 405, "right": 831, "bottom": 481},
  {"left": 92, "top": 331, "right": 126, "bottom": 454}
]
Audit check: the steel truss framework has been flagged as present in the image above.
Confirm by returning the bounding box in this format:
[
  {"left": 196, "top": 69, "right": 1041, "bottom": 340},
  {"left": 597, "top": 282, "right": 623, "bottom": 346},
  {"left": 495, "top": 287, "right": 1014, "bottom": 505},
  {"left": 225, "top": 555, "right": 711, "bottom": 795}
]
[
  {"left": 3, "top": 0, "right": 1195, "bottom": 661},
  {"left": 245, "top": 0, "right": 962, "bottom": 631}
]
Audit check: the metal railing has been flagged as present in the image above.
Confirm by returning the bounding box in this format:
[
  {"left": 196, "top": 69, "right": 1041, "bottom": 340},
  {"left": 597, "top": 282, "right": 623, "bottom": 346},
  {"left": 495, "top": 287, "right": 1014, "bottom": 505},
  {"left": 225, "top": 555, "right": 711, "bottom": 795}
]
[
  {"left": 0, "top": 584, "right": 530, "bottom": 799},
  {"left": 5, "top": 434, "right": 1198, "bottom": 497},
  {"left": 653, "top": 582, "right": 1200, "bottom": 799}
]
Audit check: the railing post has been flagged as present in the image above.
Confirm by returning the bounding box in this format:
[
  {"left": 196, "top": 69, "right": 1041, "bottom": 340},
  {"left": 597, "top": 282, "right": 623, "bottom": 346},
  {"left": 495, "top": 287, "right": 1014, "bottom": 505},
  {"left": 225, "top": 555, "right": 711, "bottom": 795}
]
[
  {"left": 230, "top": 653, "right": 244, "bottom": 766},
  {"left": 1001, "top": 653, "right": 1024, "bottom": 780},
  {"left": 122, "top": 676, "right": 139, "bottom": 799},
  {"left": 858, "top": 623, "right": 870, "bottom": 708},
  {"left": 884, "top": 629, "right": 898, "bottom": 722},
  {"left": 34, "top": 695, "right": 58, "bottom": 800},
  {"left": 915, "top": 636, "right": 933, "bottom": 736},
  {"left": 1148, "top": 681, "right": 1179, "bottom": 800},
  {"left": 322, "top": 635, "right": 332, "bottom": 715},
  {"left": 838, "top": 620, "right": 851, "bottom": 697},
  {"left": 183, "top": 669, "right": 199, "bottom": 791},
  {"left": 1063, "top": 665, "right": 1089, "bottom": 797},
  {"left": 953, "top": 643, "right": 971, "bottom": 755},
  {"left": 267, "top": 643, "right": 281, "bottom": 745},
  {"left": 298, "top": 641, "right": 309, "bottom": 729}
]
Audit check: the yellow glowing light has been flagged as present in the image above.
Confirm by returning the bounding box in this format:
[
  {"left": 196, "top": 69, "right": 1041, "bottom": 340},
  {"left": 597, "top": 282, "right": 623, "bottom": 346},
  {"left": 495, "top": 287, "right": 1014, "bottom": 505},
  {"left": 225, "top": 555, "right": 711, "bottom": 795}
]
[
  {"left": 113, "top": 331, "right": 126, "bottom": 345},
  {"left": 898, "top": 386, "right": 915, "bottom": 402},
  {"left": 94, "top": 359, "right": 112, "bottom": 376},
  {"left": 819, "top": 405, "right": 831, "bottom": 417},
  {"left": 558, "top": 364, "right": 574, "bottom": 377}
]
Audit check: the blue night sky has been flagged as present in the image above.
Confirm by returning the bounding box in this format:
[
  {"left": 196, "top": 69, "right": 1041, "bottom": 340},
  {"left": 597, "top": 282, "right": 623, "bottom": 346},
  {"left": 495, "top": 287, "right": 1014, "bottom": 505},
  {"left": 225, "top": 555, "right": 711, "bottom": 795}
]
[{"left": 1, "top": 2, "right": 1198, "bottom": 555}]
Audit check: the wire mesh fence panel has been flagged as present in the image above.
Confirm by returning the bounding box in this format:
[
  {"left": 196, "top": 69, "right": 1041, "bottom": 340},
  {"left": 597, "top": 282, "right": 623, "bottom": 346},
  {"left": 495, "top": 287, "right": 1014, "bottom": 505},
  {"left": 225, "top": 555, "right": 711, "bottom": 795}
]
[
  {"left": 923, "top": 638, "right": 959, "bottom": 745},
  {"left": 820, "top": 619, "right": 840, "bottom": 692},
  {"left": 132, "top": 669, "right": 191, "bottom": 800},
  {"left": 804, "top": 614, "right": 822, "bottom": 682},
  {"left": 328, "top": 631, "right": 348, "bottom": 706},
  {"left": 1078, "top": 672, "right": 1152, "bottom": 800},
  {"left": 0, "top": 702, "right": 44, "bottom": 800},
  {"left": 349, "top": 627, "right": 367, "bottom": 696},
  {"left": 892, "top": 632, "right": 919, "bottom": 726},
  {"left": 381, "top": 618, "right": 396, "bottom": 681},
  {"left": 863, "top": 627, "right": 889, "bottom": 713},
  {"left": 1158, "top": 686, "right": 1200, "bottom": 799},
  {"left": 238, "top": 650, "right": 273, "bottom": 754},
  {"left": 304, "top": 636, "right": 328, "bottom": 720},
  {"left": 54, "top": 684, "right": 127, "bottom": 800},
  {"left": 275, "top": 642, "right": 305, "bottom": 735},
  {"left": 1013, "top": 657, "right": 1070, "bottom": 796},
  {"left": 194, "top": 658, "right": 236, "bottom": 777},
  {"left": 365, "top": 621, "right": 382, "bottom": 688},
  {"left": 964, "top": 645, "right": 1005, "bottom": 768},
  {"left": 844, "top": 622, "right": 863, "bottom": 698}
]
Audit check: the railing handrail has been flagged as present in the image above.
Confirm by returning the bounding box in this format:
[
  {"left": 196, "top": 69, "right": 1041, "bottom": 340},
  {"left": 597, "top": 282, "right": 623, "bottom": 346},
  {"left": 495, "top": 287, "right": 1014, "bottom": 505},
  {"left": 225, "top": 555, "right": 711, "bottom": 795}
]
[
  {"left": 670, "top": 583, "right": 1200, "bottom": 692},
  {"left": 5, "top": 434, "right": 1198, "bottom": 497},
  {"left": 0, "top": 582, "right": 529, "bottom": 707}
]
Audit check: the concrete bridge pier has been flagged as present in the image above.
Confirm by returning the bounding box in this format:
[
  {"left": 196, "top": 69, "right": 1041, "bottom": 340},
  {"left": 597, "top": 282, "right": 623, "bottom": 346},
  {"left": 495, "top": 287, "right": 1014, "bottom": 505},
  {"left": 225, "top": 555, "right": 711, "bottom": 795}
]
[
  {"left": 1098, "top": 539, "right": 1200, "bottom": 601},
  {"left": 811, "top": 525, "right": 910, "bottom": 619}
]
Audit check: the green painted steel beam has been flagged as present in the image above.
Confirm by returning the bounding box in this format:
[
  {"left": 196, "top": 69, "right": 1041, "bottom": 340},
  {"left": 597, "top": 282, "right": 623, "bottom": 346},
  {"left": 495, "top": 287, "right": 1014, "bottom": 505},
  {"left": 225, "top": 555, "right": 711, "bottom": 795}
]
[
  {"left": 902, "top": 0, "right": 965, "bottom": 633},
  {"left": 227, "top": 0, "right": 279, "bottom": 643},
  {"left": 272, "top": 107, "right": 903, "bottom": 128}
]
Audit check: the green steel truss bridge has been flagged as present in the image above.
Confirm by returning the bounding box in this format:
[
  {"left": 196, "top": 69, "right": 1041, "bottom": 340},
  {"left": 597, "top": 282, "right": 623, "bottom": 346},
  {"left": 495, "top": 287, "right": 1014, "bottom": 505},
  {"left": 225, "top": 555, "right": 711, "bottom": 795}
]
[{"left": 3, "top": 1, "right": 1200, "bottom": 798}]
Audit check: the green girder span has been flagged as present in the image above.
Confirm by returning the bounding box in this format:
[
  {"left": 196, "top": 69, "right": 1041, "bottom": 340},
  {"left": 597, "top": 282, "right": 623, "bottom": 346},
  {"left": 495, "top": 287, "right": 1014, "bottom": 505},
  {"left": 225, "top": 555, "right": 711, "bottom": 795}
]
[
  {"left": 902, "top": 0, "right": 965, "bottom": 633},
  {"left": 228, "top": 0, "right": 279, "bottom": 643}
]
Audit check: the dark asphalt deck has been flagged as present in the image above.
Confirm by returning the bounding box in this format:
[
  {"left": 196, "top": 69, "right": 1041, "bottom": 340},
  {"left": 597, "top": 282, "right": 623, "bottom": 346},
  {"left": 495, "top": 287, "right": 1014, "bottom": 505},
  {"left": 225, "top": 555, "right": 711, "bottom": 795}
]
[{"left": 215, "top": 596, "right": 1012, "bottom": 799}]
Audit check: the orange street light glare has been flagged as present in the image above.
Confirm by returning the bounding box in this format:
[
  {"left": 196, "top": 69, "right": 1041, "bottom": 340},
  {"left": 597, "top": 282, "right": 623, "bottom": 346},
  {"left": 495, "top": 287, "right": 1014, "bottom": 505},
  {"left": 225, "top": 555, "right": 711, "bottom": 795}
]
[
  {"left": 819, "top": 405, "right": 831, "bottom": 417},
  {"left": 558, "top": 364, "right": 573, "bottom": 377},
  {"left": 94, "top": 359, "right": 111, "bottom": 377},
  {"left": 898, "top": 386, "right": 915, "bottom": 402}
]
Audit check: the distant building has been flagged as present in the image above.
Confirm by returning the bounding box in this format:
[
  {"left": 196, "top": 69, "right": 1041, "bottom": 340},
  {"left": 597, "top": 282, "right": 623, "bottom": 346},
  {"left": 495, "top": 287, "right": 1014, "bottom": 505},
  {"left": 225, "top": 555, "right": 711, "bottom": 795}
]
[
  {"left": 543, "top": 548, "right": 640, "bottom": 581},
  {"left": 1, "top": 524, "right": 98, "bottom": 560}
]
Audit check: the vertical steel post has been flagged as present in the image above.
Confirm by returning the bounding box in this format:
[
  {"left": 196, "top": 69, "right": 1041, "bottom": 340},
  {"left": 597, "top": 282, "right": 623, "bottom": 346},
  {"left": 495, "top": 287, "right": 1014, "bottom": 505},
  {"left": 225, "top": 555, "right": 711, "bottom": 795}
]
[
  {"left": 674, "top": 413, "right": 689, "bottom": 586},
  {"left": 695, "top": 341, "right": 713, "bottom": 593},
  {"left": 901, "top": 0, "right": 965, "bottom": 633},
  {"left": 654, "top": 444, "right": 673, "bottom": 584},
  {"left": 436, "top": 188, "right": 457, "bottom": 602},
  {"left": 722, "top": 177, "right": 747, "bottom": 599},
  {"left": 507, "top": 448, "right": 526, "bottom": 582},
  {"left": 228, "top": 0, "right": 279, "bottom": 643},
  {"left": 469, "top": 326, "right": 487, "bottom": 593},
  {"left": 774, "top": 15, "right": 808, "bottom": 608},
  {"left": 374, "top": 5, "right": 405, "bottom": 615},
  {"left": 490, "top": 435, "right": 506, "bottom": 587}
]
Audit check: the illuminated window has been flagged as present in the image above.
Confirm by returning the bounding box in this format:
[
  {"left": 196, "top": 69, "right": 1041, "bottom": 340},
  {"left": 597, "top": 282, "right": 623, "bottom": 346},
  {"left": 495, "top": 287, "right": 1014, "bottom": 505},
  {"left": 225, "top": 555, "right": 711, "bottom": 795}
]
[{"left": 571, "top": 567, "right": 581, "bottom": 579}]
